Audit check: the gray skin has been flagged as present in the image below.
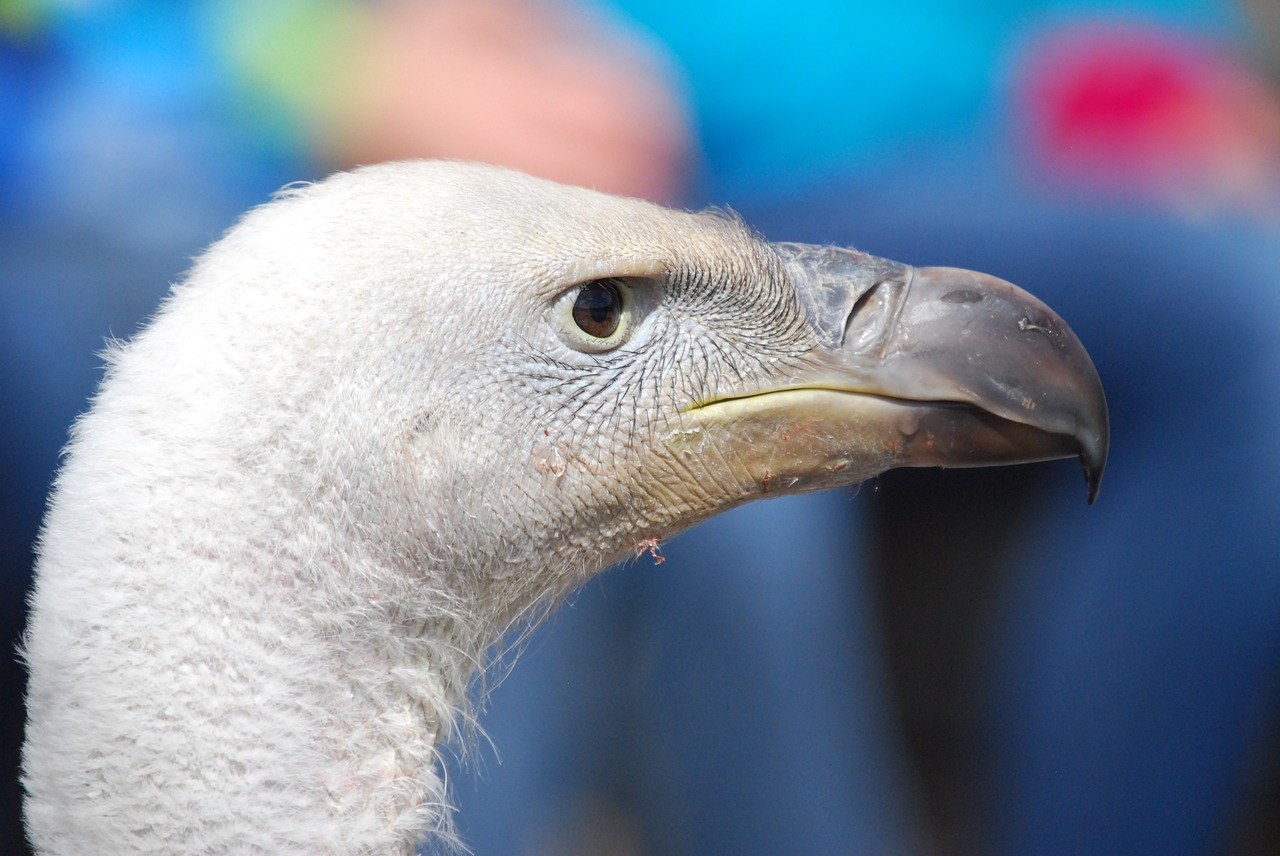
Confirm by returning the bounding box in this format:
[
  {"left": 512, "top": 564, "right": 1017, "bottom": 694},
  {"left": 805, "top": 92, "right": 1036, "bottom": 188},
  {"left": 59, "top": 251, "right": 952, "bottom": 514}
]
[{"left": 21, "top": 162, "right": 1106, "bottom": 854}]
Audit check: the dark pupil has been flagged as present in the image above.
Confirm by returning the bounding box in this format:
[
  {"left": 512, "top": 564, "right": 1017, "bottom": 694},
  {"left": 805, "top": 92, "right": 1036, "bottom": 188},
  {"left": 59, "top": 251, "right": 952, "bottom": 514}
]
[{"left": 572, "top": 280, "right": 622, "bottom": 338}]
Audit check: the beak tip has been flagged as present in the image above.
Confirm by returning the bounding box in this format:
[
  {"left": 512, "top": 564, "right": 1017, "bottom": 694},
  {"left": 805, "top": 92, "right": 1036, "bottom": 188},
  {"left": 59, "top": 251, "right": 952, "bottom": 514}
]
[
  {"left": 1081, "top": 425, "right": 1108, "bottom": 505},
  {"left": 1086, "top": 470, "right": 1102, "bottom": 505}
]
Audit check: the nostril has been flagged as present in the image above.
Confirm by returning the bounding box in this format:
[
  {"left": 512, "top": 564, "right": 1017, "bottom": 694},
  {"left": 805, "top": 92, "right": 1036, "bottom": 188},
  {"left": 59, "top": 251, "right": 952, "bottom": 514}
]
[
  {"left": 843, "top": 280, "right": 886, "bottom": 346},
  {"left": 850, "top": 281, "right": 882, "bottom": 316},
  {"left": 775, "top": 242, "right": 912, "bottom": 349}
]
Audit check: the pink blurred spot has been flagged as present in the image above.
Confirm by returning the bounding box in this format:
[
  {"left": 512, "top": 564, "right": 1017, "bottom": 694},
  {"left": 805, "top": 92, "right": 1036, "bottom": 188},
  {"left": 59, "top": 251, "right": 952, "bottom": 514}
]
[{"left": 1016, "top": 22, "right": 1280, "bottom": 213}]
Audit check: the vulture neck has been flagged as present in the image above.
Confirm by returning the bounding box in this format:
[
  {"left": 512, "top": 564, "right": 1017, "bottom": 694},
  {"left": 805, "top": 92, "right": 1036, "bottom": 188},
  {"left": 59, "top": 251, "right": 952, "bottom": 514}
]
[
  {"left": 25, "top": 408, "right": 538, "bottom": 855},
  {"left": 170, "top": 500, "right": 531, "bottom": 852}
]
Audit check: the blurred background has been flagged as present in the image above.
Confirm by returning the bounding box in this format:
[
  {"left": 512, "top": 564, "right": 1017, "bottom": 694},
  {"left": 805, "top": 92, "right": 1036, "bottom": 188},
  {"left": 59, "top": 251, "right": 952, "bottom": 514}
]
[{"left": 4, "top": 1, "right": 1280, "bottom": 854}]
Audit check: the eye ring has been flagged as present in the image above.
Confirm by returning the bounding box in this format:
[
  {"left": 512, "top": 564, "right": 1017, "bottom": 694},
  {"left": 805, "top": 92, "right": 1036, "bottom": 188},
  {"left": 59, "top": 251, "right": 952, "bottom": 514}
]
[
  {"left": 551, "top": 276, "right": 659, "bottom": 354},
  {"left": 552, "top": 277, "right": 639, "bottom": 353},
  {"left": 572, "top": 279, "right": 624, "bottom": 339}
]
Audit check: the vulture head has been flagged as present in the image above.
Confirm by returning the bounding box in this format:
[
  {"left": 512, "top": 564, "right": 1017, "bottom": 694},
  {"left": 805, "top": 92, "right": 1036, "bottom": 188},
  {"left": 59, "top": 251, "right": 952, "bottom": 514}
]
[{"left": 22, "top": 161, "right": 1107, "bottom": 853}]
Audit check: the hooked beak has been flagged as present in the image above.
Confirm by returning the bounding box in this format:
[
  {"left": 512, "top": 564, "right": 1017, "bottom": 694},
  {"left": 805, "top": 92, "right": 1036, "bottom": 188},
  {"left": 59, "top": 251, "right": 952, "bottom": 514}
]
[{"left": 685, "top": 243, "right": 1109, "bottom": 503}]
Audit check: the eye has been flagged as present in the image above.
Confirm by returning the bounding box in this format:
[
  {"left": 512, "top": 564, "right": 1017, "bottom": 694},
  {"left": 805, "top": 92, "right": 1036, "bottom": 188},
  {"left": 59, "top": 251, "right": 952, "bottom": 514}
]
[
  {"left": 571, "top": 279, "right": 624, "bottom": 339},
  {"left": 552, "top": 277, "right": 644, "bottom": 353}
]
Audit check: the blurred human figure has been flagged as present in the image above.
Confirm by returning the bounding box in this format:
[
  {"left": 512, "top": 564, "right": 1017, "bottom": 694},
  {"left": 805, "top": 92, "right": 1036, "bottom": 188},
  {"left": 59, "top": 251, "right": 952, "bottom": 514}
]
[
  {"left": 204, "top": 0, "right": 691, "bottom": 201},
  {"left": 986, "top": 15, "right": 1280, "bottom": 856}
]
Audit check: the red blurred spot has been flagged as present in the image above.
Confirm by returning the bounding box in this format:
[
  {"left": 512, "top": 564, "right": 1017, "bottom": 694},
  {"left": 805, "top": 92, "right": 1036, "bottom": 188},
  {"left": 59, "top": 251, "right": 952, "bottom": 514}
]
[{"left": 1015, "top": 22, "right": 1280, "bottom": 212}]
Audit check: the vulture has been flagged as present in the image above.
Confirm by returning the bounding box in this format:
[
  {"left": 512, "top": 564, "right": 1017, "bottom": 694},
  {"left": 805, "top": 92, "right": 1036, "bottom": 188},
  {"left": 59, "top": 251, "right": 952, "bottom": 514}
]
[{"left": 21, "top": 161, "right": 1107, "bottom": 854}]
